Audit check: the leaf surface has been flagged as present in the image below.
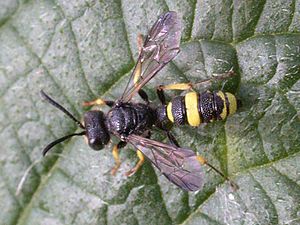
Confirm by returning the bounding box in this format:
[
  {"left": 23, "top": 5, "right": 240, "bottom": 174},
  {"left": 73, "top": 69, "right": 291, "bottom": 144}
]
[{"left": 0, "top": 1, "right": 299, "bottom": 224}]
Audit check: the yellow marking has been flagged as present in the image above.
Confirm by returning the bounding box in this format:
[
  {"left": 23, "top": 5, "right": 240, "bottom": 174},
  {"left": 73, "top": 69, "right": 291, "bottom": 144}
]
[
  {"left": 161, "top": 82, "right": 192, "bottom": 90},
  {"left": 83, "top": 98, "right": 106, "bottom": 106},
  {"left": 111, "top": 145, "right": 121, "bottom": 175},
  {"left": 226, "top": 92, "right": 237, "bottom": 116},
  {"left": 137, "top": 34, "right": 144, "bottom": 54},
  {"left": 137, "top": 150, "right": 144, "bottom": 161},
  {"left": 133, "top": 61, "right": 142, "bottom": 86},
  {"left": 185, "top": 92, "right": 201, "bottom": 126},
  {"left": 196, "top": 154, "right": 207, "bottom": 165},
  {"left": 216, "top": 91, "right": 227, "bottom": 120},
  {"left": 126, "top": 150, "right": 145, "bottom": 176},
  {"left": 166, "top": 102, "right": 174, "bottom": 123}
]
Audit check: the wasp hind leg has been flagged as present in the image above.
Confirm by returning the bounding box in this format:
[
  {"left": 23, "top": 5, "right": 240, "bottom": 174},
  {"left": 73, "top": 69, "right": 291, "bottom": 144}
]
[
  {"left": 83, "top": 98, "right": 114, "bottom": 107},
  {"left": 125, "top": 150, "right": 145, "bottom": 177},
  {"left": 111, "top": 141, "right": 127, "bottom": 175},
  {"left": 156, "top": 69, "right": 236, "bottom": 104},
  {"left": 196, "top": 154, "right": 239, "bottom": 190},
  {"left": 165, "top": 130, "right": 180, "bottom": 147},
  {"left": 156, "top": 83, "right": 193, "bottom": 104}
]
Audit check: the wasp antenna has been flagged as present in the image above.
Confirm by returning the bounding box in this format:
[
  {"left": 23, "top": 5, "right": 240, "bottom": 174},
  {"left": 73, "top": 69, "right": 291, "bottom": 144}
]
[
  {"left": 42, "top": 131, "right": 86, "bottom": 156},
  {"left": 40, "top": 90, "right": 85, "bottom": 129}
]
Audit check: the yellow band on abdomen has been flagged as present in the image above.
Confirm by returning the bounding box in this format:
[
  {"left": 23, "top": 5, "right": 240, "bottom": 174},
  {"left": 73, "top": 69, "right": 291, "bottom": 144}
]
[
  {"left": 185, "top": 92, "right": 201, "bottom": 126},
  {"left": 166, "top": 102, "right": 174, "bottom": 123}
]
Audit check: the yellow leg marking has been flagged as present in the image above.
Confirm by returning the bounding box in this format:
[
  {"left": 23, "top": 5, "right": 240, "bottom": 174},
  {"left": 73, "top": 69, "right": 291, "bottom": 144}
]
[
  {"left": 125, "top": 150, "right": 145, "bottom": 177},
  {"left": 196, "top": 155, "right": 207, "bottom": 165},
  {"left": 133, "top": 61, "right": 142, "bottom": 86},
  {"left": 83, "top": 98, "right": 106, "bottom": 107},
  {"left": 132, "top": 34, "right": 144, "bottom": 86},
  {"left": 185, "top": 92, "right": 201, "bottom": 126},
  {"left": 158, "top": 69, "right": 235, "bottom": 93},
  {"left": 111, "top": 145, "right": 121, "bottom": 176},
  {"left": 159, "top": 82, "right": 193, "bottom": 91}
]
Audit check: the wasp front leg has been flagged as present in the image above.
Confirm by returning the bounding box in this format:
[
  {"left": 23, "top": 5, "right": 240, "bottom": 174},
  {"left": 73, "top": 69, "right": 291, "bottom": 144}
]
[{"left": 196, "top": 153, "right": 239, "bottom": 190}]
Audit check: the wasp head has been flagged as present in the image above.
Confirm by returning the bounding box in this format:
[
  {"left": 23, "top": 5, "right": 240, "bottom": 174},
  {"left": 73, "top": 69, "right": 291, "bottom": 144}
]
[
  {"left": 40, "top": 90, "right": 110, "bottom": 156},
  {"left": 83, "top": 110, "right": 110, "bottom": 150}
]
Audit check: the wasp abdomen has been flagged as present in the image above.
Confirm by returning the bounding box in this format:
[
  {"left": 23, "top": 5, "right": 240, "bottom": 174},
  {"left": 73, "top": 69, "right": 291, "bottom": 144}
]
[
  {"left": 163, "top": 91, "right": 237, "bottom": 127},
  {"left": 199, "top": 91, "right": 214, "bottom": 122},
  {"left": 167, "top": 96, "right": 186, "bottom": 125}
]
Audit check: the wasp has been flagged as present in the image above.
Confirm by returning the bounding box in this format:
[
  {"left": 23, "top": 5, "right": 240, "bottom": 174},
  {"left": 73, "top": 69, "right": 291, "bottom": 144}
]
[{"left": 41, "top": 11, "right": 239, "bottom": 191}]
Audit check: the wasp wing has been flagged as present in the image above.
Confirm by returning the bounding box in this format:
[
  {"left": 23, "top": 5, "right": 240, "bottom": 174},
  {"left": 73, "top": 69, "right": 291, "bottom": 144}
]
[
  {"left": 120, "top": 11, "right": 182, "bottom": 102},
  {"left": 127, "top": 134, "right": 203, "bottom": 191}
]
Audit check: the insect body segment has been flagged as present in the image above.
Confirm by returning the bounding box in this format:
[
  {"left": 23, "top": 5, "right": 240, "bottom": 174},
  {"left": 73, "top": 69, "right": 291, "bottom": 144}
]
[{"left": 161, "top": 91, "right": 238, "bottom": 127}]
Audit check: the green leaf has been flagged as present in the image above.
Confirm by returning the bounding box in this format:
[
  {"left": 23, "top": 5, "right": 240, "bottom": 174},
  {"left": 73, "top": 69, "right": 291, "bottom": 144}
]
[{"left": 0, "top": 1, "right": 299, "bottom": 225}]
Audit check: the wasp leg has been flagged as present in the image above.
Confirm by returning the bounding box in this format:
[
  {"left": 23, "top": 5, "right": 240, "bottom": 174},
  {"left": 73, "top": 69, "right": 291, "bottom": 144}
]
[
  {"left": 125, "top": 150, "right": 145, "bottom": 177},
  {"left": 111, "top": 141, "right": 127, "bottom": 175},
  {"left": 165, "top": 131, "right": 180, "bottom": 147},
  {"left": 156, "top": 86, "right": 166, "bottom": 104},
  {"left": 156, "top": 69, "right": 236, "bottom": 104},
  {"left": 125, "top": 129, "right": 149, "bottom": 177},
  {"left": 132, "top": 33, "right": 150, "bottom": 104},
  {"left": 137, "top": 33, "right": 144, "bottom": 54},
  {"left": 196, "top": 154, "right": 239, "bottom": 190},
  {"left": 156, "top": 83, "right": 193, "bottom": 105},
  {"left": 138, "top": 89, "right": 149, "bottom": 103},
  {"left": 132, "top": 33, "right": 144, "bottom": 86},
  {"left": 133, "top": 59, "right": 149, "bottom": 103},
  {"left": 83, "top": 98, "right": 114, "bottom": 107}
]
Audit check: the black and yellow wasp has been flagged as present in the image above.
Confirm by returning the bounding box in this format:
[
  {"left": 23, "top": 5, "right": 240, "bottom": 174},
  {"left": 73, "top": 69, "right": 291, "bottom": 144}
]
[{"left": 42, "top": 11, "right": 239, "bottom": 191}]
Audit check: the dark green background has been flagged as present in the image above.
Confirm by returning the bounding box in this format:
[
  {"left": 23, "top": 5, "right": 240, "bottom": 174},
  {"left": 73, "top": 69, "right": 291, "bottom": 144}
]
[{"left": 0, "top": 0, "right": 299, "bottom": 224}]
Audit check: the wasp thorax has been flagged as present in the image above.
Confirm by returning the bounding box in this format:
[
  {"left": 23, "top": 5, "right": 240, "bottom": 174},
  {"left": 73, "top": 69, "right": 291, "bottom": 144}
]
[{"left": 84, "top": 110, "right": 110, "bottom": 150}]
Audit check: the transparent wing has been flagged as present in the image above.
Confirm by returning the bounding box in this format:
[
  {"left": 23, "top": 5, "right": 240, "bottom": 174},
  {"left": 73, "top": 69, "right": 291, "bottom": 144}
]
[
  {"left": 120, "top": 11, "right": 182, "bottom": 102},
  {"left": 127, "top": 134, "right": 203, "bottom": 191}
]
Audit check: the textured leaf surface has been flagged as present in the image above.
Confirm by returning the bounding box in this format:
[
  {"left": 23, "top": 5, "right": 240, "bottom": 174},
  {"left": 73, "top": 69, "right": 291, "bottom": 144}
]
[{"left": 0, "top": 1, "right": 299, "bottom": 225}]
